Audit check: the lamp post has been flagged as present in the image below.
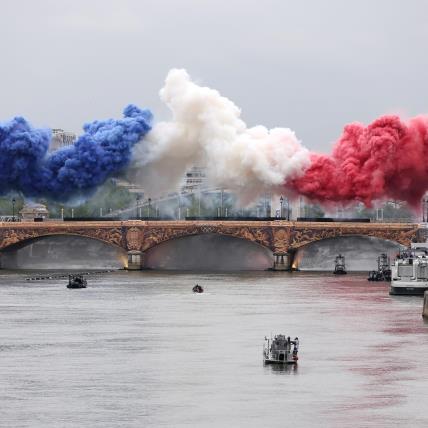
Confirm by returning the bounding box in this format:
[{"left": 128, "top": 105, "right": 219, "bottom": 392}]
[
  {"left": 147, "top": 198, "right": 152, "bottom": 218},
  {"left": 136, "top": 195, "right": 140, "bottom": 219},
  {"left": 422, "top": 197, "right": 428, "bottom": 223},
  {"left": 265, "top": 193, "right": 271, "bottom": 217},
  {"left": 12, "top": 198, "right": 16, "bottom": 221},
  {"left": 279, "top": 196, "right": 283, "bottom": 219},
  {"left": 286, "top": 197, "right": 290, "bottom": 221},
  {"left": 178, "top": 194, "right": 181, "bottom": 220}
]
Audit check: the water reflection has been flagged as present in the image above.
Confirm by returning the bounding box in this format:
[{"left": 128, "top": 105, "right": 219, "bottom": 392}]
[{"left": 264, "top": 363, "right": 299, "bottom": 375}]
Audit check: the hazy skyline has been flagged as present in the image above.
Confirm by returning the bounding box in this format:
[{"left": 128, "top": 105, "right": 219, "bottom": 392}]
[{"left": 1, "top": 0, "right": 428, "bottom": 153}]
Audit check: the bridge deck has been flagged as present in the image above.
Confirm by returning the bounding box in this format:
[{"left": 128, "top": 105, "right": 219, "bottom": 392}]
[
  {"left": 0, "top": 220, "right": 420, "bottom": 229},
  {"left": 0, "top": 220, "right": 422, "bottom": 255}
]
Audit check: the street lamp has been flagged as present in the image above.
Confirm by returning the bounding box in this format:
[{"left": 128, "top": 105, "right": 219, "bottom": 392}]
[
  {"left": 286, "top": 197, "right": 290, "bottom": 221},
  {"left": 147, "top": 198, "right": 152, "bottom": 218},
  {"left": 425, "top": 198, "right": 428, "bottom": 223},
  {"left": 423, "top": 197, "right": 428, "bottom": 222},
  {"left": 12, "top": 198, "right": 16, "bottom": 221},
  {"left": 136, "top": 195, "right": 140, "bottom": 219},
  {"left": 279, "top": 196, "right": 283, "bottom": 219}
]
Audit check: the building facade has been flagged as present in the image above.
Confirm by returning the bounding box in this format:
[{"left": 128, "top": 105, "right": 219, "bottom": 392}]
[{"left": 50, "top": 129, "right": 77, "bottom": 152}]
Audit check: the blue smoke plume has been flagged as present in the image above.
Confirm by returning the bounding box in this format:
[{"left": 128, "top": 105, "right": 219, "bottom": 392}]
[{"left": 0, "top": 105, "right": 152, "bottom": 201}]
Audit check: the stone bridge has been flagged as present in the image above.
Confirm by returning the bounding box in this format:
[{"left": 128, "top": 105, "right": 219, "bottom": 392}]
[{"left": 0, "top": 220, "right": 425, "bottom": 270}]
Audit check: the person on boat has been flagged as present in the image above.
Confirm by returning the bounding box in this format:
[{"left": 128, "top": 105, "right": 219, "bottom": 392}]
[{"left": 293, "top": 337, "right": 299, "bottom": 351}]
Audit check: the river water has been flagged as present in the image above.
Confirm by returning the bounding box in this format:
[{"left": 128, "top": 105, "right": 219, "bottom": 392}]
[{"left": 0, "top": 270, "right": 427, "bottom": 428}]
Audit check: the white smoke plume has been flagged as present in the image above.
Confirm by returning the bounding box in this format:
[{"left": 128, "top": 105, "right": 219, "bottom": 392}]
[{"left": 131, "top": 69, "right": 310, "bottom": 202}]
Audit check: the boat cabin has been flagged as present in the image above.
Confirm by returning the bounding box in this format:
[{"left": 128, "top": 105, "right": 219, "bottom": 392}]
[{"left": 263, "top": 334, "right": 298, "bottom": 364}]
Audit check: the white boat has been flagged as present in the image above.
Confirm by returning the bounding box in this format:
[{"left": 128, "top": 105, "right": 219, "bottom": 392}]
[
  {"left": 263, "top": 334, "right": 299, "bottom": 364},
  {"left": 390, "top": 243, "right": 428, "bottom": 296}
]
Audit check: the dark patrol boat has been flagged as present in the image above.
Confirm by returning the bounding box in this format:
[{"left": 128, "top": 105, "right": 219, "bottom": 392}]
[
  {"left": 67, "top": 274, "right": 87, "bottom": 289},
  {"left": 333, "top": 254, "right": 347, "bottom": 275},
  {"left": 368, "top": 253, "right": 391, "bottom": 282},
  {"left": 192, "top": 284, "right": 204, "bottom": 293}
]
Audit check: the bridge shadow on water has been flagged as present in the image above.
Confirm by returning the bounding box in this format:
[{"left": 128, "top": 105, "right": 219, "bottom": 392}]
[
  {"left": 295, "top": 235, "right": 404, "bottom": 272},
  {"left": 145, "top": 234, "right": 274, "bottom": 271},
  {"left": 0, "top": 235, "right": 127, "bottom": 270}
]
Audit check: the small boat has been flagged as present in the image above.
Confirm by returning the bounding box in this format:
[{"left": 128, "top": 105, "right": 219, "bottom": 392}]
[
  {"left": 263, "top": 334, "right": 299, "bottom": 364},
  {"left": 368, "top": 253, "right": 391, "bottom": 282},
  {"left": 192, "top": 284, "right": 204, "bottom": 293},
  {"left": 368, "top": 270, "right": 383, "bottom": 281},
  {"left": 67, "top": 274, "right": 87, "bottom": 289},
  {"left": 333, "top": 254, "right": 347, "bottom": 275}
]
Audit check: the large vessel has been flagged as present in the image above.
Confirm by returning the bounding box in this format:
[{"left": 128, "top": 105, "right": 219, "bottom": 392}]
[
  {"left": 263, "top": 335, "right": 299, "bottom": 364},
  {"left": 390, "top": 243, "right": 428, "bottom": 295}
]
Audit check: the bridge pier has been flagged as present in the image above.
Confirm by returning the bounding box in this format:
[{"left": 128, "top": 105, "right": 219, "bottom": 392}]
[
  {"left": 127, "top": 251, "right": 144, "bottom": 270},
  {"left": 272, "top": 252, "right": 292, "bottom": 271},
  {"left": 423, "top": 291, "right": 428, "bottom": 318}
]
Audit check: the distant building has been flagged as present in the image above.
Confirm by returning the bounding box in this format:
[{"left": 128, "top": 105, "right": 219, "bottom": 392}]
[
  {"left": 113, "top": 178, "right": 145, "bottom": 195},
  {"left": 182, "top": 167, "right": 207, "bottom": 193},
  {"left": 19, "top": 203, "right": 49, "bottom": 221},
  {"left": 50, "top": 128, "right": 77, "bottom": 151}
]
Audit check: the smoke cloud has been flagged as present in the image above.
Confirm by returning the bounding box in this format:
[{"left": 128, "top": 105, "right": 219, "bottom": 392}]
[
  {"left": 0, "top": 105, "right": 152, "bottom": 201},
  {"left": 4, "top": 68, "right": 427, "bottom": 209},
  {"left": 291, "top": 115, "right": 428, "bottom": 207},
  {"left": 131, "top": 69, "right": 310, "bottom": 201}
]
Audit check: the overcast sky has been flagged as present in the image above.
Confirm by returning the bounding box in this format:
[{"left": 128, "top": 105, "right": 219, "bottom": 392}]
[{"left": 1, "top": 0, "right": 428, "bottom": 152}]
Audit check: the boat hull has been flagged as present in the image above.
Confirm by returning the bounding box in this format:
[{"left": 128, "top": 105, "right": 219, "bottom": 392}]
[
  {"left": 389, "top": 284, "right": 428, "bottom": 296},
  {"left": 264, "top": 358, "right": 297, "bottom": 365}
]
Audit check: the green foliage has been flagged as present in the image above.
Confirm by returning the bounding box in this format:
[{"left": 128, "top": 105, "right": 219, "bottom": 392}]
[
  {"left": 0, "top": 195, "right": 24, "bottom": 216},
  {"left": 303, "top": 204, "right": 325, "bottom": 218},
  {"left": 0, "top": 180, "right": 134, "bottom": 218},
  {"left": 353, "top": 201, "right": 415, "bottom": 221}
]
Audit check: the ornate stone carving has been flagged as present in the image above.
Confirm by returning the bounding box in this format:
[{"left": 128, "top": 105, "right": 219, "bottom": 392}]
[
  {"left": 272, "top": 228, "right": 291, "bottom": 253},
  {"left": 126, "top": 227, "right": 142, "bottom": 251},
  {"left": 290, "top": 225, "right": 418, "bottom": 248},
  {"left": 0, "top": 224, "right": 124, "bottom": 250},
  {"left": 0, "top": 229, "right": 20, "bottom": 248}
]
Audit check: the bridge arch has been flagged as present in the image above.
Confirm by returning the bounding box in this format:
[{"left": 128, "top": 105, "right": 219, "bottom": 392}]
[
  {"left": 292, "top": 234, "right": 404, "bottom": 271},
  {"left": 0, "top": 232, "right": 124, "bottom": 251},
  {"left": 0, "top": 227, "right": 124, "bottom": 252},
  {"left": 289, "top": 226, "right": 418, "bottom": 250},
  {"left": 0, "top": 233, "right": 127, "bottom": 270},
  {"left": 140, "top": 226, "right": 274, "bottom": 253},
  {"left": 144, "top": 232, "right": 274, "bottom": 270}
]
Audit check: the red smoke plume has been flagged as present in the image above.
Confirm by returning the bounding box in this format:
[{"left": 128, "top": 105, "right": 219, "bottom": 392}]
[{"left": 291, "top": 115, "right": 428, "bottom": 207}]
